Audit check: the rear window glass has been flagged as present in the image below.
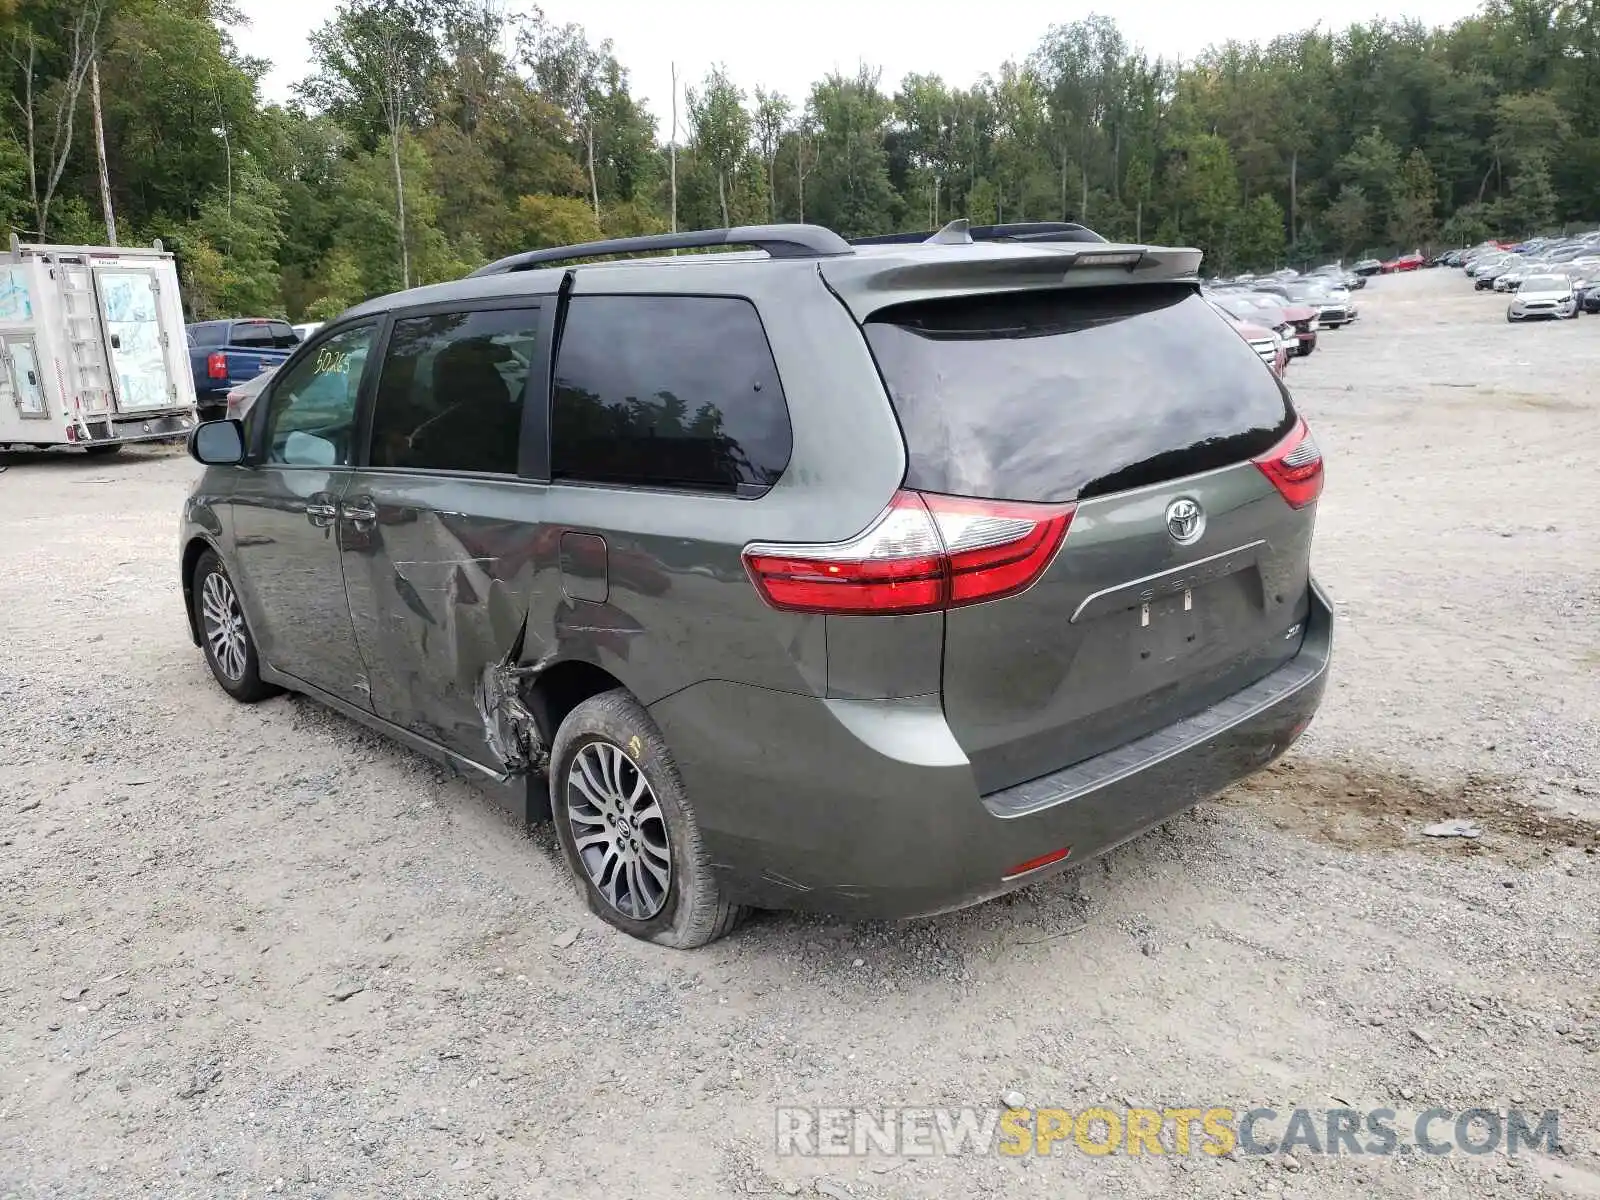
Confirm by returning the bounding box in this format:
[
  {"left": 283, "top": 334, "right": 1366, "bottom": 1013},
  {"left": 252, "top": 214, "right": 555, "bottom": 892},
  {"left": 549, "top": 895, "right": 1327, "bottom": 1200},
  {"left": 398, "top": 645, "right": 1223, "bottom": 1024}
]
[
  {"left": 189, "top": 324, "right": 226, "bottom": 347},
  {"left": 864, "top": 286, "right": 1294, "bottom": 503},
  {"left": 231, "top": 323, "right": 278, "bottom": 349}
]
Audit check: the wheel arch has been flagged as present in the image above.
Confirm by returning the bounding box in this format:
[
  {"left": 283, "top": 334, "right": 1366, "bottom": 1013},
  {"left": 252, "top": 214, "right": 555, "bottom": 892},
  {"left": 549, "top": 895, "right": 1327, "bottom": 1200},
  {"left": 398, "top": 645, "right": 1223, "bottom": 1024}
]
[
  {"left": 525, "top": 658, "right": 631, "bottom": 751},
  {"left": 180, "top": 535, "right": 222, "bottom": 646}
]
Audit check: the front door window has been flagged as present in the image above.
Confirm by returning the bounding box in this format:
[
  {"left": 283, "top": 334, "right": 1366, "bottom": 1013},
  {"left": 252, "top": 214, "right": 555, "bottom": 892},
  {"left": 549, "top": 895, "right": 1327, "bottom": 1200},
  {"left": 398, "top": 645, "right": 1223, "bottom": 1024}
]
[{"left": 261, "top": 325, "right": 375, "bottom": 467}]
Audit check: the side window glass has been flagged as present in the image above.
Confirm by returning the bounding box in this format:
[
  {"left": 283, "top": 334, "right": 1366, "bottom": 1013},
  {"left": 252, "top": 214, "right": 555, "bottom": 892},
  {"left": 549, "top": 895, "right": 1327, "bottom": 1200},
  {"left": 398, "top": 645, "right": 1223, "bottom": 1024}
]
[
  {"left": 263, "top": 325, "right": 375, "bottom": 467},
  {"left": 550, "top": 295, "right": 791, "bottom": 496},
  {"left": 369, "top": 307, "right": 539, "bottom": 474}
]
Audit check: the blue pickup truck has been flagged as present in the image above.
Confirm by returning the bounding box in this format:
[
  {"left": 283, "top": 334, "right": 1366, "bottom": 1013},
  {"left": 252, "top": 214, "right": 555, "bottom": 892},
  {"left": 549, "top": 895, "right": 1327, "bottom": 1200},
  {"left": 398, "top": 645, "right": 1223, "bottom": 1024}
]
[{"left": 187, "top": 318, "right": 301, "bottom": 416}]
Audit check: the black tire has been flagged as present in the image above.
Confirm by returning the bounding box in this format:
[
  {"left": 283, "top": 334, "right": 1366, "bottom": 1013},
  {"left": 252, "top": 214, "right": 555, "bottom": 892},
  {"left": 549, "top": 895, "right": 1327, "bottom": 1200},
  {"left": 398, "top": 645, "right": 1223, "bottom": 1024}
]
[
  {"left": 191, "top": 550, "right": 278, "bottom": 702},
  {"left": 82, "top": 444, "right": 124, "bottom": 457},
  {"left": 548, "top": 689, "right": 747, "bottom": 948}
]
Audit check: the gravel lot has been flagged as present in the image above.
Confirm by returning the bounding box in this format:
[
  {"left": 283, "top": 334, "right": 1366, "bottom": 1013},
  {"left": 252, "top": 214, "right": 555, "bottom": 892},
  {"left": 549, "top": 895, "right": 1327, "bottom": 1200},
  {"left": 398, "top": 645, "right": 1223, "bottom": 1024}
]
[{"left": 2, "top": 269, "right": 1598, "bottom": 1200}]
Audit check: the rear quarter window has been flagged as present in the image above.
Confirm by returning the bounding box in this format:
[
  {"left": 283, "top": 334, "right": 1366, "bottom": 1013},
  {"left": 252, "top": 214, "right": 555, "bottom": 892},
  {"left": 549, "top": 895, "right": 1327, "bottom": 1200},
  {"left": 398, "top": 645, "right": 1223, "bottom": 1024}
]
[
  {"left": 864, "top": 285, "right": 1295, "bottom": 503},
  {"left": 550, "top": 294, "right": 792, "bottom": 497}
]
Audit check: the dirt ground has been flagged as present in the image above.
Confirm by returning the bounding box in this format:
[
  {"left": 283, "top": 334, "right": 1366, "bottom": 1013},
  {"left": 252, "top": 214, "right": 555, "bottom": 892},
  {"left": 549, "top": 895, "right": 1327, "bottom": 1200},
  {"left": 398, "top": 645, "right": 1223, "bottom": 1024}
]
[{"left": 2, "top": 269, "right": 1598, "bottom": 1200}]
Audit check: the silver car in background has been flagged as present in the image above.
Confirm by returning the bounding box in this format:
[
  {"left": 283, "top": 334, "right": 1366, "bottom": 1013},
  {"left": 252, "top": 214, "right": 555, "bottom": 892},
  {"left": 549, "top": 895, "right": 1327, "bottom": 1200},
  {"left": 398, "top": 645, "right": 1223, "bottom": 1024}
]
[
  {"left": 223, "top": 365, "right": 279, "bottom": 420},
  {"left": 1507, "top": 274, "right": 1579, "bottom": 322}
]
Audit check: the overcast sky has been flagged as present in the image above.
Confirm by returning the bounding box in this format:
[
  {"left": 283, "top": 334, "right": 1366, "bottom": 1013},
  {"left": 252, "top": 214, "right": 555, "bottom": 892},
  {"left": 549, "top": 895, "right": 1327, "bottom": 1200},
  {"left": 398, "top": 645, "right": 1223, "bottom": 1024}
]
[{"left": 238, "top": 0, "right": 1486, "bottom": 137}]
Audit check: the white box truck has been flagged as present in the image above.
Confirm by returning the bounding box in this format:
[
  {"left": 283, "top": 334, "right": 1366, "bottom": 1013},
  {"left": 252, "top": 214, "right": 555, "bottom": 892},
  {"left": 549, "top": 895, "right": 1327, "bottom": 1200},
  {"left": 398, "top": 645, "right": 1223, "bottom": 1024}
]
[{"left": 0, "top": 235, "right": 198, "bottom": 455}]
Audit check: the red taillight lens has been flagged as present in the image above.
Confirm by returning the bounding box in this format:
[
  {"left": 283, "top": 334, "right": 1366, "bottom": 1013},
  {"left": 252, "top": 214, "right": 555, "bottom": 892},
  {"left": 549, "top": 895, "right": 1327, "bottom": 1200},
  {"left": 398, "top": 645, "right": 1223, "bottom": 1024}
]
[
  {"left": 1253, "top": 418, "right": 1323, "bottom": 509},
  {"left": 207, "top": 351, "right": 228, "bottom": 380},
  {"left": 743, "top": 490, "right": 1074, "bottom": 615}
]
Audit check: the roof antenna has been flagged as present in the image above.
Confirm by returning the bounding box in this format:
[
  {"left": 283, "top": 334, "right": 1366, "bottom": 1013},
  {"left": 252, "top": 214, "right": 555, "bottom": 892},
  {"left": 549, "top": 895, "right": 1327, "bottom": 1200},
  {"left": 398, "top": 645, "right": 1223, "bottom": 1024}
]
[{"left": 925, "top": 219, "right": 972, "bottom": 245}]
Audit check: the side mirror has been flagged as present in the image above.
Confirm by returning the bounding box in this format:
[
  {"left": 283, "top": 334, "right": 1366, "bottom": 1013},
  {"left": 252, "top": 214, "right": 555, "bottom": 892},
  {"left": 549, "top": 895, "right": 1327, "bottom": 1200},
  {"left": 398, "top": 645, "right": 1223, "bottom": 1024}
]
[{"left": 189, "top": 418, "right": 246, "bottom": 466}]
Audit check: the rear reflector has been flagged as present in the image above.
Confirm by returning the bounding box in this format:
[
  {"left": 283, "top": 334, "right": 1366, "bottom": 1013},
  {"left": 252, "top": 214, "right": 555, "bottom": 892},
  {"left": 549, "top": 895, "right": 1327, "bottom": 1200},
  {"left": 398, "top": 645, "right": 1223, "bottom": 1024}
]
[
  {"left": 1253, "top": 417, "right": 1324, "bottom": 509},
  {"left": 1002, "top": 846, "right": 1073, "bottom": 881},
  {"left": 744, "top": 491, "right": 1074, "bottom": 616}
]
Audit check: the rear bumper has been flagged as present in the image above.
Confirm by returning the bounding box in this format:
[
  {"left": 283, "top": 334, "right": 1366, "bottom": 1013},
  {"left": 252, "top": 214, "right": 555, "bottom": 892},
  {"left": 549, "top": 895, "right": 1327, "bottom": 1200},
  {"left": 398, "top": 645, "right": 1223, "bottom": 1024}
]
[
  {"left": 78, "top": 410, "right": 198, "bottom": 444},
  {"left": 653, "top": 580, "right": 1333, "bottom": 920}
]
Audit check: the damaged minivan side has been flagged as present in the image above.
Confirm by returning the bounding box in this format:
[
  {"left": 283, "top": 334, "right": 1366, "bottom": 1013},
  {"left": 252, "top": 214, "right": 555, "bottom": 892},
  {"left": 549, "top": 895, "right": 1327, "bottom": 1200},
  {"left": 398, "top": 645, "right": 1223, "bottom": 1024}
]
[{"left": 179, "top": 220, "right": 1331, "bottom": 948}]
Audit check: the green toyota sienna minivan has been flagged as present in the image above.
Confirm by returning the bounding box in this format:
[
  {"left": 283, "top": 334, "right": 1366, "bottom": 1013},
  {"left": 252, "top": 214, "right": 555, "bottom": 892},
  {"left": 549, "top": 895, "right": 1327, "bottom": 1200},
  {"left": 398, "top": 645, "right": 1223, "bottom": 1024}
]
[{"left": 179, "top": 220, "right": 1331, "bottom": 947}]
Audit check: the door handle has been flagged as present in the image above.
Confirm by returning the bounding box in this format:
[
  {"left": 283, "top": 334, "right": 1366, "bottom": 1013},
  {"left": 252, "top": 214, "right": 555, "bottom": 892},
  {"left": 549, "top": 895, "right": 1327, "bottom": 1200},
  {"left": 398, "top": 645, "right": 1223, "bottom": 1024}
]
[
  {"left": 305, "top": 501, "right": 338, "bottom": 527},
  {"left": 341, "top": 498, "right": 378, "bottom": 525}
]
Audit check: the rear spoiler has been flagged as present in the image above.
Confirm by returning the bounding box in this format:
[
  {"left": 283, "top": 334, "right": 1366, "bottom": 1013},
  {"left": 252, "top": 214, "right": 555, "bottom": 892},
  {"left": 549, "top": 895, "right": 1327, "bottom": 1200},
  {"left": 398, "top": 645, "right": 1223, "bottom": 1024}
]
[
  {"left": 849, "top": 219, "right": 1109, "bottom": 247},
  {"left": 820, "top": 238, "right": 1204, "bottom": 322}
]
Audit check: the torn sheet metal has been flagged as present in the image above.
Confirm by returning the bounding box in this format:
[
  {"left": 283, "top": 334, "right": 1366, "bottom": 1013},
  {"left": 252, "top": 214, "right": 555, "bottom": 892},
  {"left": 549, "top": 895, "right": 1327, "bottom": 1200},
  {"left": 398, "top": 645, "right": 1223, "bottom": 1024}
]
[{"left": 473, "top": 628, "right": 551, "bottom": 776}]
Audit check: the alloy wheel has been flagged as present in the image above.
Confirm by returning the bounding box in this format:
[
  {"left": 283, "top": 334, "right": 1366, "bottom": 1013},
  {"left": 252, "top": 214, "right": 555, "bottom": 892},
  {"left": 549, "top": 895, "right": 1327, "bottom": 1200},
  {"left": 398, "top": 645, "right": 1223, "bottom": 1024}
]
[
  {"left": 565, "top": 741, "right": 672, "bottom": 920},
  {"left": 200, "top": 570, "right": 248, "bottom": 681}
]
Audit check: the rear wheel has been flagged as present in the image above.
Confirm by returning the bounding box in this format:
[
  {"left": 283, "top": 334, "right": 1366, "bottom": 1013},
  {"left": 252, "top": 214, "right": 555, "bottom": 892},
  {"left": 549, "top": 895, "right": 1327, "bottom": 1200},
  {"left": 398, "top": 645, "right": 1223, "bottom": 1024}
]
[
  {"left": 548, "top": 690, "right": 746, "bottom": 948},
  {"left": 192, "top": 550, "right": 278, "bottom": 702}
]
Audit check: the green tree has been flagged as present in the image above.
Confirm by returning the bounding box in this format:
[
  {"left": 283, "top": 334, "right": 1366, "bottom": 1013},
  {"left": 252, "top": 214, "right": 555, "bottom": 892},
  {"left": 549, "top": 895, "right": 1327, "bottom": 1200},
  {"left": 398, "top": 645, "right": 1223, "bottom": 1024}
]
[
  {"left": 1390, "top": 148, "right": 1439, "bottom": 247},
  {"left": 185, "top": 168, "right": 284, "bottom": 315},
  {"left": 1323, "top": 183, "right": 1373, "bottom": 255},
  {"left": 686, "top": 66, "right": 751, "bottom": 227},
  {"left": 1336, "top": 128, "right": 1402, "bottom": 239},
  {"left": 304, "top": 246, "right": 364, "bottom": 320},
  {"left": 805, "top": 67, "right": 899, "bottom": 238},
  {"left": 300, "top": 0, "right": 468, "bottom": 288},
  {"left": 1232, "top": 193, "right": 1286, "bottom": 269}
]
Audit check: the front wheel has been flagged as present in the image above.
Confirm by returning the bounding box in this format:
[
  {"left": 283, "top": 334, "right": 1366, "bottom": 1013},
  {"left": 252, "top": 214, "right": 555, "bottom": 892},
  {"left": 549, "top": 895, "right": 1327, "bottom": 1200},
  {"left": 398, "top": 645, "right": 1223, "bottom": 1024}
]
[
  {"left": 192, "top": 550, "right": 278, "bottom": 702},
  {"left": 549, "top": 690, "right": 747, "bottom": 948}
]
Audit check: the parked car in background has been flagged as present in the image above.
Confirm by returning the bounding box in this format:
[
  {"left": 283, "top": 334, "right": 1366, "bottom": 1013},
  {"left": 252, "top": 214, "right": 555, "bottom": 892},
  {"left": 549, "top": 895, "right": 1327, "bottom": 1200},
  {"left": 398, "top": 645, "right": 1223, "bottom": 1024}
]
[
  {"left": 178, "top": 220, "right": 1330, "bottom": 945},
  {"left": 1380, "top": 253, "right": 1426, "bottom": 273},
  {"left": 1507, "top": 274, "right": 1579, "bottom": 321},
  {"left": 1473, "top": 257, "right": 1516, "bottom": 289},
  {"left": 1582, "top": 283, "right": 1600, "bottom": 314},
  {"left": 224, "top": 363, "right": 279, "bottom": 421},
  {"left": 1352, "top": 259, "right": 1383, "bottom": 276},
  {"left": 1211, "top": 291, "right": 1318, "bottom": 356},
  {"left": 292, "top": 321, "right": 323, "bottom": 342},
  {"left": 187, "top": 318, "right": 301, "bottom": 418},
  {"left": 1206, "top": 301, "right": 1290, "bottom": 376},
  {"left": 1275, "top": 279, "right": 1357, "bottom": 328},
  {"left": 1311, "top": 264, "right": 1364, "bottom": 290}
]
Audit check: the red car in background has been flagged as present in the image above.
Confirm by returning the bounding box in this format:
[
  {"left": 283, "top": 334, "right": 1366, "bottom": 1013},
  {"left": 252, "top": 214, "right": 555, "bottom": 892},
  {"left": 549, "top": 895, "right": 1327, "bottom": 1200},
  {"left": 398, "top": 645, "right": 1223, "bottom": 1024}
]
[
  {"left": 1210, "top": 291, "right": 1320, "bottom": 357},
  {"left": 1381, "top": 252, "right": 1426, "bottom": 273}
]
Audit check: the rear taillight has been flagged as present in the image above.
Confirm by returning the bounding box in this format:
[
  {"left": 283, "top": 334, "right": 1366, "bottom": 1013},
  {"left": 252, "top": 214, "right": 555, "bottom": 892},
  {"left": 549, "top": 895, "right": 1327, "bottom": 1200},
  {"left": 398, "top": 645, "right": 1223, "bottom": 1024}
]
[
  {"left": 207, "top": 351, "right": 227, "bottom": 380},
  {"left": 1254, "top": 418, "right": 1324, "bottom": 509},
  {"left": 743, "top": 491, "right": 1074, "bottom": 615}
]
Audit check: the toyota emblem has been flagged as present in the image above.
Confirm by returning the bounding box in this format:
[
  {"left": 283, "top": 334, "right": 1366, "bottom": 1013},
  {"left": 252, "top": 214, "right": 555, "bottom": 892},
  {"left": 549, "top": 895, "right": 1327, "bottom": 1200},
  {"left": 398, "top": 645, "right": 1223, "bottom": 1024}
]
[{"left": 1165, "top": 498, "right": 1204, "bottom": 545}]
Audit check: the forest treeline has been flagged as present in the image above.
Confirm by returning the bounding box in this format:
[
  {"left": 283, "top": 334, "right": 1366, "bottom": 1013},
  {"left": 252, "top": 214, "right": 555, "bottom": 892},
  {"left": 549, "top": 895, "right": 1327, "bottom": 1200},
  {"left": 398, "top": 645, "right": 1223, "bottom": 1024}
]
[{"left": 3, "top": 0, "right": 1597, "bottom": 320}]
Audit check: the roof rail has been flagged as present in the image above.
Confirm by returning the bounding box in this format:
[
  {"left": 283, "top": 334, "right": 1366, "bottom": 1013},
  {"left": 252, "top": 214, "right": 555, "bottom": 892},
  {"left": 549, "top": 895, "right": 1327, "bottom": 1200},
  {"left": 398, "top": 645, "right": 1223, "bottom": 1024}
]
[
  {"left": 848, "top": 220, "right": 1109, "bottom": 247},
  {"left": 468, "top": 223, "right": 853, "bottom": 277}
]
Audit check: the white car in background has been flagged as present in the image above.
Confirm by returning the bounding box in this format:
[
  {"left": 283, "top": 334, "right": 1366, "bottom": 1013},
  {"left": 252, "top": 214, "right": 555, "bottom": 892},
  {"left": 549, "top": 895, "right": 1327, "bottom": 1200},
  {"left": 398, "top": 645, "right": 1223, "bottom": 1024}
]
[
  {"left": 292, "top": 322, "right": 323, "bottom": 342},
  {"left": 1507, "top": 274, "right": 1579, "bottom": 322}
]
